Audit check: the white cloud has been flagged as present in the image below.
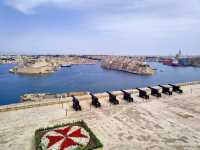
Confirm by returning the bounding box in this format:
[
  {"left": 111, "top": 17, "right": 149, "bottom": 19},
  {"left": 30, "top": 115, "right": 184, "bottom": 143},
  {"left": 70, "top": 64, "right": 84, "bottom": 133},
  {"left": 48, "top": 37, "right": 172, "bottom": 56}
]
[
  {"left": 5, "top": 0, "right": 148, "bottom": 14},
  {"left": 6, "top": 0, "right": 73, "bottom": 14},
  {"left": 6, "top": 0, "right": 46, "bottom": 14},
  {"left": 5, "top": 0, "right": 103, "bottom": 14},
  {"left": 5, "top": 0, "right": 200, "bottom": 18}
]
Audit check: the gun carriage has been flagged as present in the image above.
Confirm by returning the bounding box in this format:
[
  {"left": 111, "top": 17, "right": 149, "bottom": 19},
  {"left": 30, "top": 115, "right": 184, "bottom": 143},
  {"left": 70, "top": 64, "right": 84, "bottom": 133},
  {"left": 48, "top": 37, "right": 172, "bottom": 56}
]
[{"left": 168, "top": 84, "right": 183, "bottom": 93}]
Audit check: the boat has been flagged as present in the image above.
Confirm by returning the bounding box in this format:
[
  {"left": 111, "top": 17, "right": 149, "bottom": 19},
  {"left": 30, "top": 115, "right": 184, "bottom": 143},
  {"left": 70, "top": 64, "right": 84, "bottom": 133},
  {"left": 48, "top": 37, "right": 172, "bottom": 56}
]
[
  {"left": 162, "top": 58, "right": 179, "bottom": 66},
  {"left": 61, "top": 64, "right": 72, "bottom": 67},
  {"left": 162, "top": 59, "right": 173, "bottom": 65},
  {"left": 171, "top": 59, "right": 179, "bottom": 66}
]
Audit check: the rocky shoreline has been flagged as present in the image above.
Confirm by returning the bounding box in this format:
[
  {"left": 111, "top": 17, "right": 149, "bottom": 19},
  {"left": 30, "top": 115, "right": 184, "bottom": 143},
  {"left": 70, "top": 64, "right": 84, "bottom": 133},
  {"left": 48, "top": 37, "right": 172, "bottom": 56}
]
[
  {"left": 8, "top": 55, "right": 155, "bottom": 75},
  {"left": 101, "top": 57, "right": 155, "bottom": 75},
  {"left": 9, "top": 56, "right": 97, "bottom": 75},
  {"left": 9, "top": 65, "right": 57, "bottom": 74}
]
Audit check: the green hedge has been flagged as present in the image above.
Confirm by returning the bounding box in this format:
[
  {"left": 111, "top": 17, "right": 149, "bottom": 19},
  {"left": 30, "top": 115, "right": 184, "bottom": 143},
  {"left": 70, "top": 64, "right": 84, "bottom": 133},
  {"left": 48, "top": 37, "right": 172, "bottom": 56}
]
[{"left": 35, "top": 120, "right": 103, "bottom": 150}]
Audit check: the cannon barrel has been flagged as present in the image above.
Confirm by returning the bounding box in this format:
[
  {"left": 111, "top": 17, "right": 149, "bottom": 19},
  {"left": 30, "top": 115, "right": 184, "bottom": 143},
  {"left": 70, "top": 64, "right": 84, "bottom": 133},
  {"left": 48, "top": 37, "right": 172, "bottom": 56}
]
[
  {"left": 136, "top": 88, "right": 143, "bottom": 92},
  {"left": 107, "top": 91, "right": 116, "bottom": 99},
  {"left": 136, "top": 88, "right": 149, "bottom": 94},
  {"left": 121, "top": 90, "right": 131, "bottom": 97},
  {"left": 121, "top": 89, "right": 128, "bottom": 94},
  {"left": 148, "top": 86, "right": 156, "bottom": 90},
  {"left": 158, "top": 85, "right": 166, "bottom": 88},
  {"left": 159, "top": 85, "right": 170, "bottom": 90},
  {"left": 72, "top": 96, "right": 79, "bottom": 103},
  {"left": 107, "top": 91, "right": 113, "bottom": 95},
  {"left": 168, "top": 84, "right": 183, "bottom": 93},
  {"left": 89, "top": 93, "right": 97, "bottom": 100},
  {"left": 168, "top": 84, "right": 179, "bottom": 88}
]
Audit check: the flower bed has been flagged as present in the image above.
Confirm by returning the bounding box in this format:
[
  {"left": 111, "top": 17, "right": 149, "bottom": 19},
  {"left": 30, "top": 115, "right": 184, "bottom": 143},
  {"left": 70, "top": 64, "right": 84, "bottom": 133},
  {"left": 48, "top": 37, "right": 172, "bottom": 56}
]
[{"left": 35, "top": 120, "right": 103, "bottom": 150}]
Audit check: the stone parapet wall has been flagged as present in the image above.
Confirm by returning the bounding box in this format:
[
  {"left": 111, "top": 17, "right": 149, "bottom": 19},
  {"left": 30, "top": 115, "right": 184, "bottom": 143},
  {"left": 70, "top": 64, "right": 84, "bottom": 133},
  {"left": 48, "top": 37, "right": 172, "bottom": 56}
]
[
  {"left": 177, "top": 80, "right": 200, "bottom": 86},
  {"left": 0, "top": 80, "right": 199, "bottom": 112}
]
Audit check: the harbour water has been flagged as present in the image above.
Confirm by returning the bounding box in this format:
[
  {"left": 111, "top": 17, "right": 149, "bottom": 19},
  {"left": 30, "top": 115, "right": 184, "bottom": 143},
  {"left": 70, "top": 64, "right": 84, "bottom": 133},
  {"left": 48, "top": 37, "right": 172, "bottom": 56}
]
[{"left": 0, "top": 62, "right": 200, "bottom": 105}]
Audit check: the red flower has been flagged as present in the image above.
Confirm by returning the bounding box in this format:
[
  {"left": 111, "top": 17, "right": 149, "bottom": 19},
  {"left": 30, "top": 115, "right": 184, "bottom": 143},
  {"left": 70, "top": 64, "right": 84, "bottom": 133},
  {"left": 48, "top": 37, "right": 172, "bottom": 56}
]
[{"left": 45, "top": 126, "right": 89, "bottom": 150}]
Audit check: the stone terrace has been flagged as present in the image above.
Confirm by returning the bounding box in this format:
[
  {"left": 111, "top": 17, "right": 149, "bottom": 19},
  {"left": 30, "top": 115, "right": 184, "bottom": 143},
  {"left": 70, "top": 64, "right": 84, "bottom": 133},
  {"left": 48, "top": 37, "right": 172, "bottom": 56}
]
[{"left": 0, "top": 83, "right": 200, "bottom": 150}]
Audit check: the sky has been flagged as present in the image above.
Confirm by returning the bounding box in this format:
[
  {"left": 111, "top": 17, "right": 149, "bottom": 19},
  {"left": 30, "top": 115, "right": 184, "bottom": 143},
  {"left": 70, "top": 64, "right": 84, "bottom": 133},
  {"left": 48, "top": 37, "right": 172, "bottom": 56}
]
[{"left": 0, "top": 0, "right": 200, "bottom": 55}]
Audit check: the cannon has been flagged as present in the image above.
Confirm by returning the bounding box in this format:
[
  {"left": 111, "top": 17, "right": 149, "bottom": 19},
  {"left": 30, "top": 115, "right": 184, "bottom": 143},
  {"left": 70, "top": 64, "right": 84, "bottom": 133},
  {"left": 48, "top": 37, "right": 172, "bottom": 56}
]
[
  {"left": 72, "top": 96, "right": 82, "bottom": 111},
  {"left": 120, "top": 90, "right": 134, "bottom": 102},
  {"left": 89, "top": 93, "right": 101, "bottom": 108},
  {"left": 107, "top": 91, "right": 119, "bottom": 105},
  {"left": 168, "top": 84, "right": 183, "bottom": 93},
  {"left": 159, "top": 85, "right": 173, "bottom": 95},
  {"left": 148, "top": 86, "right": 162, "bottom": 97},
  {"left": 136, "top": 88, "right": 150, "bottom": 99}
]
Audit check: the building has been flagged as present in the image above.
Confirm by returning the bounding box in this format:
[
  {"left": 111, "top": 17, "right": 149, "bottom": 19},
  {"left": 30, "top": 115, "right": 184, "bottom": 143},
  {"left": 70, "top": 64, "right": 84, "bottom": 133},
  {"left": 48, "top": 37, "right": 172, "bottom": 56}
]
[{"left": 178, "top": 58, "right": 191, "bottom": 66}]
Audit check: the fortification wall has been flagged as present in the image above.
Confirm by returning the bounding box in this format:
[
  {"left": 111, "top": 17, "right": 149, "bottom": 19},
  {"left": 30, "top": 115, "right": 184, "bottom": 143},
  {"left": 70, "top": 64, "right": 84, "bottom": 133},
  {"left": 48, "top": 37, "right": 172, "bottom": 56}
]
[{"left": 0, "top": 80, "right": 199, "bottom": 112}]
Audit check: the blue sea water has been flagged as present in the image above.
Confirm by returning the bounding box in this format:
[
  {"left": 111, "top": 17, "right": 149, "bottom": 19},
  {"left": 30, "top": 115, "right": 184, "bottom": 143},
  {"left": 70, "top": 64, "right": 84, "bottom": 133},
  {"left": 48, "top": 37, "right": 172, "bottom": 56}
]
[{"left": 0, "top": 62, "right": 200, "bottom": 105}]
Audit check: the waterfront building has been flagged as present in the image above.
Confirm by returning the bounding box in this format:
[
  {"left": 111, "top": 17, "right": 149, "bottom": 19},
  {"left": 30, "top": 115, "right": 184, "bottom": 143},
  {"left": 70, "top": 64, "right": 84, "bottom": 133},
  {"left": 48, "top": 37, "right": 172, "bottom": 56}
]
[{"left": 179, "top": 58, "right": 191, "bottom": 66}]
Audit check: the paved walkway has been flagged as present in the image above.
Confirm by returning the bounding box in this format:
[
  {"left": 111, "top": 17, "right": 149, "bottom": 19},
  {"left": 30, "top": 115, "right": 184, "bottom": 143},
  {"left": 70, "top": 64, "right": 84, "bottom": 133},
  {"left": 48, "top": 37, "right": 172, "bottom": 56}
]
[{"left": 0, "top": 84, "right": 200, "bottom": 150}]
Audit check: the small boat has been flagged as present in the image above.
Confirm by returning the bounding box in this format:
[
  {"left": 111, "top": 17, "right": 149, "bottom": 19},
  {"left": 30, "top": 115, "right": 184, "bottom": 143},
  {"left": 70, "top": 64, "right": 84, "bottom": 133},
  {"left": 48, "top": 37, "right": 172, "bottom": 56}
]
[
  {"left": 171, "top": 60, "right": 179, "bottom": 66},
  {"left": 61, "top": 64, "right": 72, "bottom": 67},
  {"left": 163, "top": 59, "right": 173, "bottom": 65}
]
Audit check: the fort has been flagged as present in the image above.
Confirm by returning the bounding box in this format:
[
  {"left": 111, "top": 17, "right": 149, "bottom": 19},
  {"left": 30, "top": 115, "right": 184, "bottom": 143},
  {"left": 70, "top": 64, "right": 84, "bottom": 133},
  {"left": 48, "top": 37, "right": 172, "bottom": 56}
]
[
  {"left": 101, "top": 57, "right": 155, "bottom": 75},
  {"left": 0, "top": 81, "right": 200, "bottom": 149}
]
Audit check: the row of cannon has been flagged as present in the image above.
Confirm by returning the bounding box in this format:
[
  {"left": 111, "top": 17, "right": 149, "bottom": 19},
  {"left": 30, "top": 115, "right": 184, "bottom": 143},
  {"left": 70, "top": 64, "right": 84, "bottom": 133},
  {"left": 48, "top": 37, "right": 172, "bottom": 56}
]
[{"left": 71, "top": 84, "right": 183, "bottom": 111}]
